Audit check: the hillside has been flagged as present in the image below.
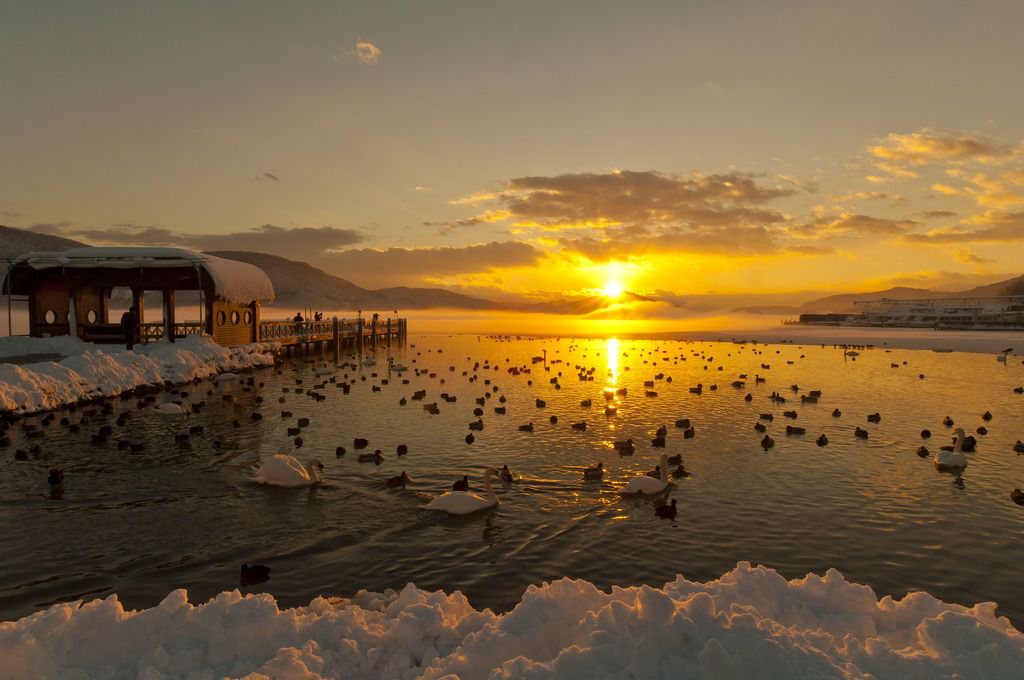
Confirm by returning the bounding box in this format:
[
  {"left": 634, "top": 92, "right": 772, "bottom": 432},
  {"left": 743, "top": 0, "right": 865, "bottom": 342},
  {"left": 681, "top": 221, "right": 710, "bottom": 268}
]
[
  {"left": 206, "top": 251, "right": 497, "bottom": 311},
  {"left": 0, "top": 225, "right": 85, "bottom": 260}
]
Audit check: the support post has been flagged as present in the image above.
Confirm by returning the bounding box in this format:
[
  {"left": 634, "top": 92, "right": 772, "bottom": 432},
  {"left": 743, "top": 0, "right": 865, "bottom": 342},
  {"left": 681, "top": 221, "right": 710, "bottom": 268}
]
[
  {"left": 132, "top": 288, "right": 145, "bottom": 343},
  {"left": 357, "top": 316, "right": 363, "bottom": 354},
  {"left": 163, "top": 289, "right": 175, "bottom": 342},
  {"left": 332, "top": 317, "right": 340, "bottom": 364},
  {"left": 386, "top": 318, "right": 392, "bottom": 345}
]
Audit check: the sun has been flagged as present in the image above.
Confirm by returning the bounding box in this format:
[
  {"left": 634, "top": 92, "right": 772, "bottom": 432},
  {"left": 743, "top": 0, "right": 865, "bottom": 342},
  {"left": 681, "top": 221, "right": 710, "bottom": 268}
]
[{"left": 602, "top": 280, "right": 624, "bottom": 299}]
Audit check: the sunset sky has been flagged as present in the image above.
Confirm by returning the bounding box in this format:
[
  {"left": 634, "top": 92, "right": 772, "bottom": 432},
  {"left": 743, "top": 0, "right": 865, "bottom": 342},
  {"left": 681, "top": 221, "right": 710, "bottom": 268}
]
[{"left": 3, "top": 1, "right": 1024, "bottom": 305}]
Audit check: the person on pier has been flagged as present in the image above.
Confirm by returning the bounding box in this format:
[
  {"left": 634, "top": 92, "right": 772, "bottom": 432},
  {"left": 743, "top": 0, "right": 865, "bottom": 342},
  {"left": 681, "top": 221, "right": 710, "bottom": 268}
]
[{"left": 120, "top": 306, "right": 138, "bottom": 350}]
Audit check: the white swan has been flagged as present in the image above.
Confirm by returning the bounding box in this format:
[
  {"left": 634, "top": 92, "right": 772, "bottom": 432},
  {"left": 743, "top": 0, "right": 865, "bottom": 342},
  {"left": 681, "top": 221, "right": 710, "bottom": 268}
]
[
  {"left": 215, "top": 372, "right": 239, "bottom": 383},
  {"left": 620, "top": 454, "right": 673, "bottom": 495},
  {"left": 389, "top": 359, "right": 409, "bottom": 372},
  {"left": 251, "top": 453, "right": 323, "bottom": 487},
  {"left": 935, "top": 428, "right": 969, "bottom": 472},
  {"left": 361, "top": 357, "right": 377, "bottom": 367},
  {"left": 424, "top": 468, "right": 499, "bottom": 515},
  {"left": 154, "top": 403, "right": 186, "bottom": 415}
]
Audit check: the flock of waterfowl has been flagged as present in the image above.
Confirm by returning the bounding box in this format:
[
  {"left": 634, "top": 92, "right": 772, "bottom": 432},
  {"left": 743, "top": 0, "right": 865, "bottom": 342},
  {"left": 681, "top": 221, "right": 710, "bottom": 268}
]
[{"left": 4, "top": 339, "right": 1024, "bottom": 522}]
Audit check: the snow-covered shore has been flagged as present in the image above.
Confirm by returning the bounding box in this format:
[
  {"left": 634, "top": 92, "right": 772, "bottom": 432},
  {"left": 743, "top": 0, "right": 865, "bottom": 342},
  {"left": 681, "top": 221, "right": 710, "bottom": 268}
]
[
  {"left": 0, "top": 562, "right": 1020, "bottom": 680},
  {"left": 0, "top": 336, "right": 277, "bottom": 415}
]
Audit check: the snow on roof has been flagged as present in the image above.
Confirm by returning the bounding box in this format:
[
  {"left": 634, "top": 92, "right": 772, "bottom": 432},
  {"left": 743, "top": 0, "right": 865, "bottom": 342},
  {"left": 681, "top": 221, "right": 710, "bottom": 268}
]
[{"left": 10, "top": 247, "right": 275, "bottom": 304}]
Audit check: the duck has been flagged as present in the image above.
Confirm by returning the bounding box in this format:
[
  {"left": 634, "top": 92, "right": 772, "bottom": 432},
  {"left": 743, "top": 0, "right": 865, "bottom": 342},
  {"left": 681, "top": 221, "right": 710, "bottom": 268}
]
[
  {"left": 452, "top": 475, "right": 470, "bottom": 491},
  {"left": 935, "top": 428, "right": 968, "bottom": 472},
  {"left": 761, "top": 434, "right": 775, "bottom": 450},
  {"left": 867, "top": 413, "right": 881, "bottom": 423},
  {"left": 358, "top": 450, "right": 383, "bottom": 464},
  {"left": 386, "top": 471, "right": 412, "bottom": 487},
  {"left": 645, "top": 465, "right": 662, "bottom": 479},
  {"left": 48, "top": 467, "right": 64, "bottom": 487},
  {"left": 583, "top": 462, "right": 604, "bottom": 480},
  {"left": 654, "top": 498, "right": 677, "bottom": 519},
  {"left": 666, "top": 453, "right": 682, "bottom": 466},
  {"left": 499, "top": 464, "right": 515, "bottom": 484},
  {"left": 614, "top": 439, "right": 635, "bottom": 455},
  {"left": 855, "top": 427, "right": 869, "bottom": 439},
  {"left": 620, "top": 454, "right": 672, "bottom": 495},
  {"left": 240, "top": 563, "right": 270, "bottom": 586},
  {"left": 916, "top": 446, "right": 930, "bottom": 458},
  {"left": 671, "top": 464, "right": 690, "bottom": 479},
  {"left": 425, "top": 468, "right": 499, "bottom": 515},
  {"left": 250, "top": 454, "right": 323, "bottom": 487},
  {"left": 1014, "top": 441, "right": 1024, "bottom": 454},
  {"left": 816, "top": 434, "right": 828, "bottom": 447},
  {"left": 1012, "top": 489, "right": 1024, "bottom": 505},
  {"left": 943, "top": 416, "right": 954, "bottom": 427}
]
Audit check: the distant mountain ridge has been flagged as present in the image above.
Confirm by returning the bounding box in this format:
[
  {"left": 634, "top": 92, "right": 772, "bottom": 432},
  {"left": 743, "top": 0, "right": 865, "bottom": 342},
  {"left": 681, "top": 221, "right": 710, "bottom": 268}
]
[
  {"left": 206, "top": 251, "right": 498, "bottom": 311},
  {"left": 0, "top": 225, "right": 85, "bottom": 259}
]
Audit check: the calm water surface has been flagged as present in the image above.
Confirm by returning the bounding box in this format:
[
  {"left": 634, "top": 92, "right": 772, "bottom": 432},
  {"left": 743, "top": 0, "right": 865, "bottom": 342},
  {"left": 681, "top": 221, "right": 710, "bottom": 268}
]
[{"left": 2, "top": 335, "right": 1023, "bottom": 626}]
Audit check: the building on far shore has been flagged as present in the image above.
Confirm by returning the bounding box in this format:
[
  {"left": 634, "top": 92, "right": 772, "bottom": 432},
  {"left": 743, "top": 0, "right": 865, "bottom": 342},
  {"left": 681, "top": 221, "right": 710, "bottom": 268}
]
[
  {"left": 793, "top": 295, "right": 1024, "bottom": 330},
  {"left": 2, "top": 247, "right": 275, "bottom": 347}
]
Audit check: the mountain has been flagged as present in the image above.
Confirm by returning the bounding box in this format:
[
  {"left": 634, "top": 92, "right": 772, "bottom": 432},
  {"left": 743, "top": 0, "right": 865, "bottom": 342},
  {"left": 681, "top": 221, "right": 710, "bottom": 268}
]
[
  {"left": 958, "top": 275, "right": 1024, "bottom": 298},
  {"left": 0, "top": 225, "right": 85, "bottom": 260},
  {"left": 797, "top": 287, "right": 935, "bottom": 314},
  {"left": 206, "top": 251, "right": 498, "bottom": 311},
  {"left": 794, "top": 276, "right": 1024, "bottom": 314}
]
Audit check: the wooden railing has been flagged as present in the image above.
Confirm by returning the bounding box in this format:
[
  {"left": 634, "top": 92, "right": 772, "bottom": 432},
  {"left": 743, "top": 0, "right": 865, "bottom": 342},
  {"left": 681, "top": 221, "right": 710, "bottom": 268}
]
[
  {"left": 140, "top": 322, "right": 203, "bottom": 343},
  {"left": 258, "top": 318, "right": 401, "bottom": 343}
]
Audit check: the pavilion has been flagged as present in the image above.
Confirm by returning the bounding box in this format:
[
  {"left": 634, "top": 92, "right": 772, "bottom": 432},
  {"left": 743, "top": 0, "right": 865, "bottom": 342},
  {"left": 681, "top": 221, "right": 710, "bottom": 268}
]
[{"left": 2, "top": 247, "right": 275, "bottom": 347}]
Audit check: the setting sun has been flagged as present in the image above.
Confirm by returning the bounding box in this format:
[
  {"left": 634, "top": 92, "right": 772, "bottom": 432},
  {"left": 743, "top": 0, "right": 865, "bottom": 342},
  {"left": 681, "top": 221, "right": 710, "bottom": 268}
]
[{"left": 602, "top": 280, "right": 624, "bottom": 299}]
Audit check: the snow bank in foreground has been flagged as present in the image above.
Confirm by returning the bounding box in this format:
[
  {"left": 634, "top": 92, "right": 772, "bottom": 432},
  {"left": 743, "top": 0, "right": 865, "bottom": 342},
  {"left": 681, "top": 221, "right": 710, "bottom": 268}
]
[
  {"left": 0, "top": 336, "right": 277, "bottom": 414},
  {"left": 1, "top": 563, "right": 1021, "bottom": 680}
]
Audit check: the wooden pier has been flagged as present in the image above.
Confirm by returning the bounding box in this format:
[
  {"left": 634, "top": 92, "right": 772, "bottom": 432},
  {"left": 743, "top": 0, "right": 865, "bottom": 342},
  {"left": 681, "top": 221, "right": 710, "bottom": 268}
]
[{"left": 137, "top": 315, "right": 407, "bottom": 357}]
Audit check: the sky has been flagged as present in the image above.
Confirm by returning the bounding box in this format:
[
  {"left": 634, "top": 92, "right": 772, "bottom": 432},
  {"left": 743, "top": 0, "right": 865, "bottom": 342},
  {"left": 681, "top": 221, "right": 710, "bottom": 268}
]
[{"left": 3, "top": 1, "right": 1024, "bottom": 305}]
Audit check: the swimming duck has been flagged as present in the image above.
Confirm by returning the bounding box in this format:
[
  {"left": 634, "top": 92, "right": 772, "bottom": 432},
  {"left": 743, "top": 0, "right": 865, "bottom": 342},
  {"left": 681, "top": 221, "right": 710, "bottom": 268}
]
[
  {"left": 583, "top": 462, "right": 604, "bottom": 480},
  {"left": 386, "top": 471, "right": 412, "bottom": 487},
  {"left": 240, "top": 563, "right": 270, "bottom": 586},
  {"left": 654, "top": 498, "right": 677, "bottom": 520},
  {"left": 499, "top": 464, "right": 515, "bottom": 484},
  {"left": 452, "top": 475, "right": 470, "bottom": 491}
]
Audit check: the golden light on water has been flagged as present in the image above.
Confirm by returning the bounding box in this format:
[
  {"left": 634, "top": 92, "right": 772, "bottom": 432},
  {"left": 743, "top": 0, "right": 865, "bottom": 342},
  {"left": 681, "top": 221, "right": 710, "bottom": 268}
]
[{"left": 606, "top": 338, "right": 619, "bottom": 386}]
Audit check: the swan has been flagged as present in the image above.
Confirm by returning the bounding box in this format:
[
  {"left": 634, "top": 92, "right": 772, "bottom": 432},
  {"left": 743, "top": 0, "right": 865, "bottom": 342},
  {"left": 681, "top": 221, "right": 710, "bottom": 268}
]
[
  {"left": 620, "top": 454, "right": 672, "bottom": 495},
  {"left": 361, "top": 357, "right": 377, "bottom": 367},
  {"left": 935, "top": 428, "right": 968, "bottom": 472},
  {"left": 251, "top": 453, "right": 323, "bottom": 487},
  {"left": 154, "top": 403, "right": 186, "bottom": 415},
  {"left": 425, "top": 468, "right": 499, "bottom": 515},
  {"left": 389, "top": 359, "right": 409, "bottom": 372}
]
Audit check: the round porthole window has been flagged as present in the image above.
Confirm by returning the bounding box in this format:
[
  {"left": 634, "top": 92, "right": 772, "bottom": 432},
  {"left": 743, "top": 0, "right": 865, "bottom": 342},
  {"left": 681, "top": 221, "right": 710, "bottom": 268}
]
[
  {"left": 43, "top": 309, "right": 57, "bottom": 324},
  {"left": 244, "top": 310, "right": 253, "bottom": 324},
  {"left": 217, "top": 310, "right": 227, "bottom": 326},
  {"left": 231, "top": 310, "right": 240, "bottom": 325},
  {"left": 86, "top": 310, "right": 98, "bottom": 324}
]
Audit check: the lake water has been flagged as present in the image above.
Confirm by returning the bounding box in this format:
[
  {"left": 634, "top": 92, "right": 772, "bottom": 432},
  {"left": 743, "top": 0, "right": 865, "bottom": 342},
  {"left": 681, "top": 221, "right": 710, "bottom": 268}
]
[{"left": 2, "top": 334, "right": 1023, "bottom": 627}]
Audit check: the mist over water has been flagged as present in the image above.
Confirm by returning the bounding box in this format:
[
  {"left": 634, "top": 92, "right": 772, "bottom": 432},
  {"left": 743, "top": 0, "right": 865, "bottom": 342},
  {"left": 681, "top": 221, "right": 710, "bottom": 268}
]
[{"left": 2, "top": 334, "right": 1023, "bottom": 629}]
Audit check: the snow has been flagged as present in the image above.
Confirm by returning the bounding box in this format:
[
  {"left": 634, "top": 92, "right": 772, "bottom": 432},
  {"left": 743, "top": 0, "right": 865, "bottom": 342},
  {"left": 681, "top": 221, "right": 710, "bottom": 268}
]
[
  {"left": 0, "top": 335, "right": 277, "bottom": 414},
  {"left": 0, "top": 334, "right": 92, "bottom": 359},
  {"left": 0, "top": 563, "right": 1020, "bottom": 680},
  {"left": 8, "top": 247, "right": 275, "bottom": 304}
]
